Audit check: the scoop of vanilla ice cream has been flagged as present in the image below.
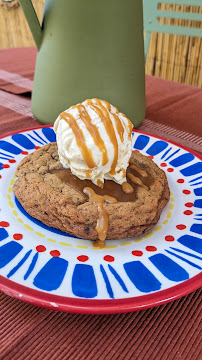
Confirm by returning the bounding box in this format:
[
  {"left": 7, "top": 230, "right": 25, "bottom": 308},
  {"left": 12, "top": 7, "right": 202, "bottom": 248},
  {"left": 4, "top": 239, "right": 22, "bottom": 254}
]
[{"left": 54, "top": 99, "right": 133, "bottom": 186}]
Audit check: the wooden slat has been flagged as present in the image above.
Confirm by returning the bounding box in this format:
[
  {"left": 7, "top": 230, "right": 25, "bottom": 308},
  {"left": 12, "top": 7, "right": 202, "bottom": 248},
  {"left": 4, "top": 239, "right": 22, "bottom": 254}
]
[
  {"left": 0, "top": 0, "right": 44, "bottom": 48},
  {"left": 146, "top": 2, "right": 202, "bottom": 87},
  {"left": 157, "top": 10, "right": 202, "bottom": 21}
]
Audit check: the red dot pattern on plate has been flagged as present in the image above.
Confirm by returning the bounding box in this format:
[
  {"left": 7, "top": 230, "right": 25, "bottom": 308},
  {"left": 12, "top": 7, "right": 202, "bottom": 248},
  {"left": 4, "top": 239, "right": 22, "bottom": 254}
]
[
  {"left": 134, "top": 150, "right": 140, "bottom": 153},
  {"left": 176, "top": 224, "right": 186, "bottom": 230},
  {"left": 165, "top": 235, "right": 175, "bottom": 242},
  {"left": 185, "top": 202, "right": 194, "bottom": 208},
  {"left": 167, "top": 168, "right": 174, "bottom": 172},
  {"left": 13, "top": 233, "right": 23, "bottom": 240},
  {"left": 2, "top": 164, "right": 10, "bottom": 168},
  {"left": 177, "top": 179, "right": 184, "bottom": 183},
  {"left": 146, "top": 246, "right": 157, "bottom": 252},
  {"left": 160, "top": 163, "right": 167, "bottom": 167},
  {"left": 184, "top": 210, "right": 193, "bottom": 216},
  {"left": 0, "top": 175, "right": 2, "bottom": 179},
  {"left": 50, "top": 250, "right": 60, "bottom": 257},
  {"left": 77, "top": 255, "right": 89, "bottom": 262},
  {"left": 21, "top": 151, "right": 28, "bottom": 155},
  {"left": 104, "top": 255, "right": 115, "bottom": 262},
  {"left": 148, "top": 155, "right": 154, "bottom": 159},
  {"left": 183, "top": 190, "right": 191, "bottom": 195},
  {"left": 132, "top": 250, "right": 143, "bottom": 257},
  {"left": 35, "top": 146, "right": 40, "bottom": 150},
  {"left": 0, "top": 221, "right": 9, "bottom": 227},
  {"left": 8, "top": 159, "right": 16, "bottom": 163},
  {"left": 36, "top": 245, "right": 46, "bottom": 252}
]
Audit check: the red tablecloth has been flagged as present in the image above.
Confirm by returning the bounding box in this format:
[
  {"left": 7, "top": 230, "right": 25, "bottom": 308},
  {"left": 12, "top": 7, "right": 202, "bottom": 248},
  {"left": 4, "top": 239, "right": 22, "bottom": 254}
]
[{"left": 0, "top": 48, "right": 201, "bottom": 360}]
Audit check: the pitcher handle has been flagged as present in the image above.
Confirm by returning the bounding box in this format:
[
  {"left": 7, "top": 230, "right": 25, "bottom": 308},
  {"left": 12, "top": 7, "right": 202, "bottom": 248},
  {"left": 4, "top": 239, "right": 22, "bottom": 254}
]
[{"left": 18, "top": 0, "right": 43, "bottom": 50}]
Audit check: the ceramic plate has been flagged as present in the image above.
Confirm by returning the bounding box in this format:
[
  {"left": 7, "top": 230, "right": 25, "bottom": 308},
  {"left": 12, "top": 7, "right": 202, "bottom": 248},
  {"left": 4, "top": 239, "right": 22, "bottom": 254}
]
[{"left": 0, "top": 126, "right": 201, "bottom": 314}]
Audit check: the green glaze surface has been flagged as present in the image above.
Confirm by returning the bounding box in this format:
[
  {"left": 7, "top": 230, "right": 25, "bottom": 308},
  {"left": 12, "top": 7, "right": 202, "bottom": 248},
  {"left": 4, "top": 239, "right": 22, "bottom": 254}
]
[{"left": 19, "top": 0, "right": 145, "bottom": 126}]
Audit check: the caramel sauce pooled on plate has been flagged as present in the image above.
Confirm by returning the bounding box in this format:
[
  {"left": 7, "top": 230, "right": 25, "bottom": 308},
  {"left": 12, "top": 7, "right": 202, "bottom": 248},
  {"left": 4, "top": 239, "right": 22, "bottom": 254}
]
[{"left": 49, "top": 165, "right": 153, "bottom": 202}]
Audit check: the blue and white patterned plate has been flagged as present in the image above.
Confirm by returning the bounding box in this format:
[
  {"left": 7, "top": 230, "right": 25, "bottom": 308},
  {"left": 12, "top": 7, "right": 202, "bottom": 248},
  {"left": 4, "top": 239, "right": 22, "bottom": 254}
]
[{"left": 0, "top": 126, "right": 201, "bottom": 314}]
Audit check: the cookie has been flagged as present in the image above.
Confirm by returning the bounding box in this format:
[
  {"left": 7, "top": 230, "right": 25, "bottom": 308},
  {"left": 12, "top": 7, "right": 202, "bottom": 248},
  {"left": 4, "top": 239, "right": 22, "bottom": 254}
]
[{"left": 13, "top": 143, "right": 170, "bottom": 241}]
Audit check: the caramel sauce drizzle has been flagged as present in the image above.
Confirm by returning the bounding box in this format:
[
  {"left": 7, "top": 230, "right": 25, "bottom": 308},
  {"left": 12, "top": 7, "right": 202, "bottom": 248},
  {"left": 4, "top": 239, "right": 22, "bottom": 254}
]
[
  {"left": 127, "top": 117, "right": 133, "bottom": 138},
  {"left": 72, "top": 104, "right": 109, "bottom": 166},
  {"left": 101, "top": 99, "right": 112, "bottom": 111},
  {"left": 83, "top": 187, "right": 117, "bottom": 247},
  {"left": 121, "top": 182, "right": 134, "bottom": 194},
  {"left": 128, "top": 173, "right": 149, "bottom": 191},
  {"left": 129, "top": 162, "right": 148, "bottom": 178},
  {"left": 87, "top": 101, "right": 119, "bottom": 176},
  {"left": 85, "top": 170, "right": 92, "bottom": 178},
  {"left": 88, "top": 99, "right": 127, "bottom": 144},
  {"left": 113, "top": 114, "right": 124, "bottom": 142},
  {"left": 97, "top": 179, "right": 104, "bottom": 188},
  {"left": 122, "top": 168, "right": 126, "bottom": 178},
  {"left": 60, "top": 112, "right": 95, "bottom": 169}
]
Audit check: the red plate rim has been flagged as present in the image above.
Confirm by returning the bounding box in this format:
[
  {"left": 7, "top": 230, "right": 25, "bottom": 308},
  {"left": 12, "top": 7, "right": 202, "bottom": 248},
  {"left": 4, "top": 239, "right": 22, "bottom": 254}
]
[
  {"left": 0, "top": 274, "right": 201, "bottom": 314},
  {"left": 0, "top": 125, "right": 201, "bottom": 314}
]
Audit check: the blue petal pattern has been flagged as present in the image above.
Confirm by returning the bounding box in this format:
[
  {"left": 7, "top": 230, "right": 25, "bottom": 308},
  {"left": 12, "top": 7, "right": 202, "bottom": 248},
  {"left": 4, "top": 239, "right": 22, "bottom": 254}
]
[
  {"left": 33, "top": 130, "right": 48, "bottom": 144},
  {"left": 28, "top": 134, "right": 45, "bottom": 145},
  {"left": 124, "top": 261, "right": 161, "bottom": 293},
  {"left": 0, "top": 228, "right": 8, "bottom": 241},
  {"left": 133, "top": 135, "right": 149, "bottom": 150},
  {"left": 0, "top": 152, "right": 14, "bottom": 159},
  {"left": 149, "top": 254, "right": 189, "bottom": 281},
  {"left": 177, "top": 235, "right": 202, "bottom": 254},
  {"left": 108, "top": 265, "right": 128, "bottom": 293},
  {"left": 0, "top": 141, "right": 21, "bottom": 155},
  {"left": 12, "top": 134, "right": 35, "bottom": 150},
  {"left": 165, "top": 250, "right": 201, "bottom": 270},
  {"left": 100, "top": 265, "right": 114, "bottom": 299},
  {"left": 33, "top": 257, "right": 68, "bottom": 291},
  {"left": 169, "top": 153, "right": 194, "bottom": 167},
  {"left": 189, "top": 176, "right": 202, "bottom": 184},
  {"left": 0, "top": 241, "right": 23, "bottom": 268},
  {"left": 146, "top": 141, "right": 168, "bottom": 156},
  {"left": 72, "top": 264, "right": 97, "bottom": 298},
  {"left": 194, "top": 200, "right": 202, "bottom": 209},
  {"left": 169, "top": 247, "right": 202, "bottom": 260},
  {"left": 194, "top": 188, "right": 202, "bottom": 196},
  {"left": 7, "top": 250, "right": 32, "bottom": 278},
  {"left": 42, "top": 128, "right": 56, "bottom": 142},
  {"left": 164, "top": 149, "right": 180, "bottom": 162},
  {"left": 181, "top": 162, "right": 202, "bottom": 176},
  {"left": 190, "top": 182, "right": 202, "bottom": 187},
  {"left": 24, "top": 253, "right": 39, "bottom": 280},
  {"left": 161, "top": 147, "right": 172, "bottom": 159},
  {"left": 190, "top": 224, "right": 202, "bottom": 235}
]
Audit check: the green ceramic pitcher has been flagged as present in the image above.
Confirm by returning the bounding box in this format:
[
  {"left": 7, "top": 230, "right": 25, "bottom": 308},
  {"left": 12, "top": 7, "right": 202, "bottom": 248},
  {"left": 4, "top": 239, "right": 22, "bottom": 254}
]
[{"left": 18, "top": 0, "right": 145, "bottom": 126}]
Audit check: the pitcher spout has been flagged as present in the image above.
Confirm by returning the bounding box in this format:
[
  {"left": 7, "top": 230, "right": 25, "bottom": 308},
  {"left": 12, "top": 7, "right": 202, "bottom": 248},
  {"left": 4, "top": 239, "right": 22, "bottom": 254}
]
[{"left": 18, "top": 0, "right": 43, "bottom": 50}]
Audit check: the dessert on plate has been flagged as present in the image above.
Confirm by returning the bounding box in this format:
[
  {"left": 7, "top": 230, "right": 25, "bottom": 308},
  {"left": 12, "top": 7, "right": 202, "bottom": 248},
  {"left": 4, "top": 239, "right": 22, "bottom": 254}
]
[{"left": 13, "top": 99, "right": 170, "bottom": 247}]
